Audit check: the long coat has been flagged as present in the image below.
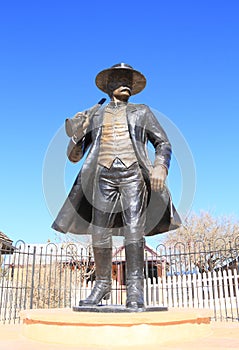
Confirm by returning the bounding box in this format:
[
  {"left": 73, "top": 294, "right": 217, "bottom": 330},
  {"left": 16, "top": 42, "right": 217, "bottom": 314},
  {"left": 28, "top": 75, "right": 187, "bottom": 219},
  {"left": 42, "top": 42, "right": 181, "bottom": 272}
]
[{"left": 52, "top": 103, "right": 181, "bottom": 236}]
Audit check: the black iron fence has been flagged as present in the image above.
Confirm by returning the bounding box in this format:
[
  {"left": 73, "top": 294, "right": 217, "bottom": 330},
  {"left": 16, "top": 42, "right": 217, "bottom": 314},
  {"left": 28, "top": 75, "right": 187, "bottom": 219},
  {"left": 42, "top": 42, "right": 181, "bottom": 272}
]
[{"left": 0, "top": 237, "right": 239, "bottom": 324}]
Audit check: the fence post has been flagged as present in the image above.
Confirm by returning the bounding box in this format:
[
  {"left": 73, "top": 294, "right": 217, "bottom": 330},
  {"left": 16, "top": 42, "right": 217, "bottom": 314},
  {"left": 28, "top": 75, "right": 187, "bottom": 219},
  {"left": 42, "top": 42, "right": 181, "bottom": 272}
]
[{"left": 29, "top": 246, "right": 36, "bottom": 309}]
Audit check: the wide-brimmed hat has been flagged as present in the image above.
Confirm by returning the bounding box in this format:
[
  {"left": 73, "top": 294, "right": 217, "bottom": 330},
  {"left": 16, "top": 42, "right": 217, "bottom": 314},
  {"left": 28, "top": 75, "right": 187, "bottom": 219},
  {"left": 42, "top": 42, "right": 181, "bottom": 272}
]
[{"left": 95, "top": 63, "right": 146, "bottom": 95}]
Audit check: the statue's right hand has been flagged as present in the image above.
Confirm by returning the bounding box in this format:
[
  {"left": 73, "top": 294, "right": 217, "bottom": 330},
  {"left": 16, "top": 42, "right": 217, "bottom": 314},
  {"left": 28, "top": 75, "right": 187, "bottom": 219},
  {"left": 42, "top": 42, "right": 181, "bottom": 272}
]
[
  {"left": 72, "top": 111, "right": 87, "bottom": 120},
  {"left": 73, "top": 112, "right": 90, "bottom": 134},
  {"left": 65, "top": 112, "right": 88, "bottom": 138},
  {"left": 74, "top": 112, "right": 91, "bottom": 139}
]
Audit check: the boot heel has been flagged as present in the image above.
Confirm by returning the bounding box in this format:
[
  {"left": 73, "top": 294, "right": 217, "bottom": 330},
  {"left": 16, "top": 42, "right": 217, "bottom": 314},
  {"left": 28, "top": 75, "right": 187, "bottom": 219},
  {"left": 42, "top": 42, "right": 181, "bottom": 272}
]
[{"left": 103, "top": 292, "right": 111, "bottom": 300}]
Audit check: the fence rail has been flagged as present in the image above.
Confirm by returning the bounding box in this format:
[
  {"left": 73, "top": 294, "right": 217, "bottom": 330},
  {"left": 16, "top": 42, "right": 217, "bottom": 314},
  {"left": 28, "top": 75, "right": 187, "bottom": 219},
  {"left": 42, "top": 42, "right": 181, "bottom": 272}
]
[{"left": 0, "top": 238, "right": 239, "bottom": 324}]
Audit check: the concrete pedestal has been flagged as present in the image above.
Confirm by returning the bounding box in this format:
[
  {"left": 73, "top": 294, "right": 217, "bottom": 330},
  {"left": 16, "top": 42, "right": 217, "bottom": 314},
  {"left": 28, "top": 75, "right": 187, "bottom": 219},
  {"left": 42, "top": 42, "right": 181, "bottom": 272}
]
[{"left": 20, "top": 307, "right": 212, "bottom": 347}]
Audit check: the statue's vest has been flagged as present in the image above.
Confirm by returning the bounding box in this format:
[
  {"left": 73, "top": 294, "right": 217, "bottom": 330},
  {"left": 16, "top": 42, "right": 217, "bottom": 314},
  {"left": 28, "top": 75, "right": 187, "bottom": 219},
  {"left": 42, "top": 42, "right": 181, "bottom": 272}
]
[{"left": 98, "top": 104, "right": 137, "bottom": 168}]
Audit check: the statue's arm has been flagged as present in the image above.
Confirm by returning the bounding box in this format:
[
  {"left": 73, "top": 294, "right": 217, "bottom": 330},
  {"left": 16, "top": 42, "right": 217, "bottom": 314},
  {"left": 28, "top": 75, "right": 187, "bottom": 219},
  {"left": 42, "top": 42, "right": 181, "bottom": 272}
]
[
  {"left": 145, "top": 106, "right": 171, "bottom": 169},
  {"left": 66, "top": 111, "right": 92, "bottom": 163},
  {"left": 65, "top": 99, "right": 105, "bottom": 163},
  {"left": 145, "top": 106, "right": 172, "bottom": 190}
]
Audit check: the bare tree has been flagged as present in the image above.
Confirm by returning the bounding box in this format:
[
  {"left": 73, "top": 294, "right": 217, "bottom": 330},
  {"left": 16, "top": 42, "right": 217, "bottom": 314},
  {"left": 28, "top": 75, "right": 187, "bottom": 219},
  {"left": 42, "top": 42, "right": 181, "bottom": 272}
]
[
  {"left": 164, "top": 211, "right": 239, "bottom": 248},
  {"left": 162, "top": 211, "right": 239, "bottom": 273}
]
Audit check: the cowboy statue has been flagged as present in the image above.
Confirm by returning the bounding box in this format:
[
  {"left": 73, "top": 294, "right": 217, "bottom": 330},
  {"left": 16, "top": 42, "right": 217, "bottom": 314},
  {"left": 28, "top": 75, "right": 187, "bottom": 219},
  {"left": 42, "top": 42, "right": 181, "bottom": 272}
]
[{"left": 52, "top": 63, "right": 181, "bottom": 311}]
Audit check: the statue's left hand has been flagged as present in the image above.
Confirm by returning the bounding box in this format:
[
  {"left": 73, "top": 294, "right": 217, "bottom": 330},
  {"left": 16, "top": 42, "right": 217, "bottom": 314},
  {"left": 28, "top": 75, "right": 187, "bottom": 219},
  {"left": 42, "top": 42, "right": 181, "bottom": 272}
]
[{"left": 150, "top": 165, "right": 167, "bottom": 191}]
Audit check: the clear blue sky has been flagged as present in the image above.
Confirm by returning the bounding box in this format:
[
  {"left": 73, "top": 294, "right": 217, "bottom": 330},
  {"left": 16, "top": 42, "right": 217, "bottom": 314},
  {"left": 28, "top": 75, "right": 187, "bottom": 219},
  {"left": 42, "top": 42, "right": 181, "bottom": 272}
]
[{"left": 1, "top": 0, "right": 238, "bottom": 244}]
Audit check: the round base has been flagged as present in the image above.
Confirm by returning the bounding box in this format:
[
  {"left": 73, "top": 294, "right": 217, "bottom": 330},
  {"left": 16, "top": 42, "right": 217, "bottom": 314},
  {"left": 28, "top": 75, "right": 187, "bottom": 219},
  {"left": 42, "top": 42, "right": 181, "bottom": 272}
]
[{"left": 20, "top": 307, "right": 212, "bottom": 347}]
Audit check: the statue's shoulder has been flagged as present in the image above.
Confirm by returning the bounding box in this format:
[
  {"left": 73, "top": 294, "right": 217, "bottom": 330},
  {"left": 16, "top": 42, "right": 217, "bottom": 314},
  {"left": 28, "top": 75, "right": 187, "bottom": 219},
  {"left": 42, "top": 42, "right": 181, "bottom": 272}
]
[{"left": 128, "top": 103, "right": 149, "bottom": 110}]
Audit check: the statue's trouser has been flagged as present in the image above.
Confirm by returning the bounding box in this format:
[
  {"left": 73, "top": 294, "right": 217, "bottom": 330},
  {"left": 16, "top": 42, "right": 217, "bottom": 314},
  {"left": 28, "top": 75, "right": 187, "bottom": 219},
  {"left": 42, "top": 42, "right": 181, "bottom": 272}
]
[{"left": 79, "top": 159, "right": 147, "bottom": 307}]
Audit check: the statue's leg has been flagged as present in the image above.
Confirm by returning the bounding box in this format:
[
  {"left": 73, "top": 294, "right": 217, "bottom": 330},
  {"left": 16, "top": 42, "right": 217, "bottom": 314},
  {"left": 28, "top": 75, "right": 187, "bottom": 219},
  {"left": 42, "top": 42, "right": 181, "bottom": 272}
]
[
  {"left": 125, "top": 239, "right": 145, "bottom": 310},
  {"left": 79, "top": 165, "right": 117, "bottom": 306},
  {"left": 79, "top": 245, "right": 112, "bottom": 306},
  {"left": 120, "top": 163, "right": 147, "bottom": 310}
]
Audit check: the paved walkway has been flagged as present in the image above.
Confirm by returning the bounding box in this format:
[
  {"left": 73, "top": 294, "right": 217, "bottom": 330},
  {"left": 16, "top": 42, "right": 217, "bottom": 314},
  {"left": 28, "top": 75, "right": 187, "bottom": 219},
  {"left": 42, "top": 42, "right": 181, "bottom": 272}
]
[{"left": 0, "top": 322, "right": 238, "bottom": 349}]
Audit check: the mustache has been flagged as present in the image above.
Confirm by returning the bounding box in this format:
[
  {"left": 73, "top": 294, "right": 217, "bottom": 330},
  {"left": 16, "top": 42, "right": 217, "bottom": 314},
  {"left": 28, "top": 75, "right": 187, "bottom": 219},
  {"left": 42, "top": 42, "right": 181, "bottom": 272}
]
[{"left": 120, "top": 86, "right": 132, "bottom": 95}]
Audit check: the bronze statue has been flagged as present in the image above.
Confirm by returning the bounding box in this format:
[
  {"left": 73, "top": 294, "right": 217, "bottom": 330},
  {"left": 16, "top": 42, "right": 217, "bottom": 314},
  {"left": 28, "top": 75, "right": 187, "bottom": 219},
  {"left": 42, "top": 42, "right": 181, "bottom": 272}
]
[{"left": 52, "top": 63, "right": 181, "bottom": 310}]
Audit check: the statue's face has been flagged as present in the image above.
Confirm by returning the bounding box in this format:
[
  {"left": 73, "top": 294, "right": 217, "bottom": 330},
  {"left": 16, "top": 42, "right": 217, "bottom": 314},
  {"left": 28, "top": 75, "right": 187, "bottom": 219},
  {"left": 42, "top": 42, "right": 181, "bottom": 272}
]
[
  {"left": 107, "top": 71, "right": 132, "bottom": 101},
  {"left": 111, "top": 85, "right": 131, "bottom": 101}
]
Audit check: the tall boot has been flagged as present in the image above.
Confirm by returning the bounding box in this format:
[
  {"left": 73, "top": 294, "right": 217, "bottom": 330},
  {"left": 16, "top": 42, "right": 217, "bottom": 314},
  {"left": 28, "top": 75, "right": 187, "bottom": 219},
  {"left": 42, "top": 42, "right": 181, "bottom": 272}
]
[
  {"left": 79, "top": 247, "right": 112, "bottom": 306},
  {"left": 125, "top": 239, "right": 145, "bottom": 310}
]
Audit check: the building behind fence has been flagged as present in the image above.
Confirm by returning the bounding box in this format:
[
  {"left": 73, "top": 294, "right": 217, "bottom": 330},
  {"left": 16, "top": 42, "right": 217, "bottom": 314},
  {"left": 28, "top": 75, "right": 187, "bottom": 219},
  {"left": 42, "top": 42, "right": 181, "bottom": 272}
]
[{"left": 0, "top": 237, "right": 239, "bottom": 324}]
